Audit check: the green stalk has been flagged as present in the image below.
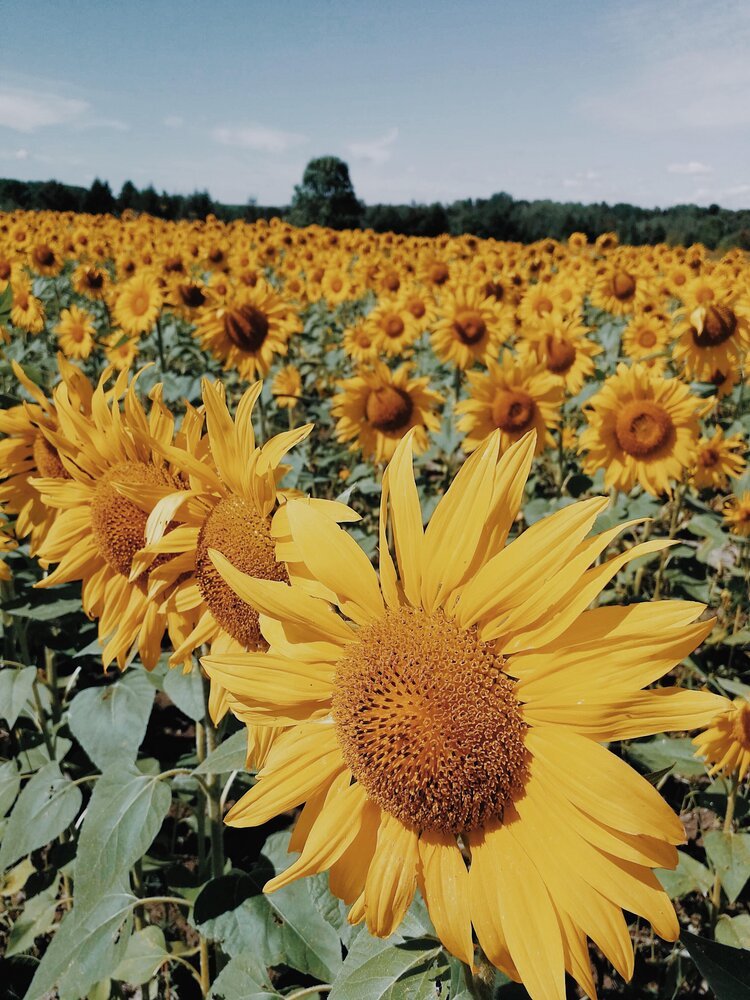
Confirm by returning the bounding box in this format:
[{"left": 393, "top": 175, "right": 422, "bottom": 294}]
[
  {"left": 710, "top": 775, "right": 738, "bottom": 916},
  {"left": 653, "top": 483, "right": 685, "bottom": 600}
]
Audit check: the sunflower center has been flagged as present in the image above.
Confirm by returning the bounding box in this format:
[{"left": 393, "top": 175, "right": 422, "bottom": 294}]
[
  {"left": 545, "top": 336, "right": 576, "bottom": 374},
  {"left": 333, "top": 607, "right": 527, "bottom": 835},
  {"left": 365, "top": 386, "right": 414, "bottom": 433},
  {"left": 178, "top": 283, "right": 206, "bottom": 309},
  {"left": 383, "top": 315, "right": 405, "bottom": 338},
  {"left": 732, "top": 703, "right": 750, "bottom": 750},
  {"left": 383, "top": 272, "right": 400, "bottom": 292},
  {"left": 0, "top": 260, "right": 11, "bottom": 280},
  {"left": 612, "top": 271, "right": 636, "bottom": 301},
  {"left": 224, "top": 305, "right": 269, "bottom": 353},
  {"left": 692, "top": 305, "right": 737, "bottom": 347},
  {"left": 699, "top": 447, "right": 719, "bottom": 469},
  {"left": 130, "top": 291, "right": 150, "bottom": 317},
  {"left": 615, "top": 400, "right": 674, "bottom": 458},
  {"left": 91, "top": 461, "right": 180, "bottom": 577},
  {"left": 85, "top": 269, "right": 104, "bottom": 290},
  {"left": 32, "top": 434, "right": 70, "bottom": 480},
  {"left": 407, "top": 297, "right": 426, "bottom": 319},
  {"left": 195, "top": 495, "right": 288, "bottom": 648},
  {"left": 484, "top": 280, "right": 505, "bottom": 302},
  {"left": 330, "top": 277, "right": 343, "bottom": 292},
  {"left": 453, "top": 310, "right": 487, "bottom": 345},
  {"left": 33, "top": 245, "right": 55, "bottom": 267},
  {"left": 533, "top": 295, "right": 553, "bottom": 316},
  {"left": 638, "top": 329, "right": 657, "bottom": 349},
  {"left": 491, "top": 390, "right": 536, "bottom": 434},
  {"left": 429, "top": 263, "right": 450, "bottom": 285}
]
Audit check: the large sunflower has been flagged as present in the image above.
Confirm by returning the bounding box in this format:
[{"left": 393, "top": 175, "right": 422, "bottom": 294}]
[
  {"left": 0, "top": 359, "right": 93, "bottom": 555},
  {"left": 194, "top": 280, "right": 299, "bottom": 381},
  {"left": 431, "top": 286, "right": 506, "bottom": 370},
  {"left": 516, "top": 315, "right": 601, "bottom": 395},
  {"left": 455, "top": 350, "right": 563, "bottom": 455},
  {"left": 33, "top": 368, "right": 203, "bottom": 670},
  {"left": 203, "top": 431, "right": 724, "bottom": 1000},
  {"left": 331, "top": 362, "right": 442, "bottom": 463},
  {"left": 672, "top": 295, "right": 750, "bottom": 380},
  {"left": 579, "top": 363, "right": 701, "bottom": 496}
]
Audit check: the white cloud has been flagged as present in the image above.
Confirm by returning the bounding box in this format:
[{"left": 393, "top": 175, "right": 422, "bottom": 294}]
[
  {"left": 667, "top": 161, "right": 713, "bottom": 175},
  {"left": 211, "top": 123, "right": 306, "bottom": 153},
  {"left": 163, "top": 115, "right": 184, "bottom": 129},
  {"left": 347, "top": 127, "right": 399, "bottom": 165},
  {"left": 0, "top": 87, "right": 89, "bottom": 132},
  {"left": 562, "top": 169, "right": 601, "bottom": 189}
]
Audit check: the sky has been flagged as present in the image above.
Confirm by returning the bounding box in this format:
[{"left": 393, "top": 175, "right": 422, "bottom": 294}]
[{"left": 2, "top": 0, "right": 749, "bottom": 210}]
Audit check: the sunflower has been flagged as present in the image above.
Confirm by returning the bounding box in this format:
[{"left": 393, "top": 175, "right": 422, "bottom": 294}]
[
  {"left": 691, "top": 427, "right": 746, "bottom": 490},
  {"left": 456, "top": 350, "right": 563, "bottom": 455},
  {"left": 124, "top": 379, "right": 354, "bottom": 733},
  {"left": 194, "top": 280, "right": 299, "bottom": 381},
  {"left": 103, "top": 331, "right": 140, "bottom": 371},
  {"left": 365, "top": 299, "right": 421, "bottom": 358},
  {"left": 55, "top": 305, "right": 97, "bottom": 360},
  {"left": 590, "top": 261, "right": 651, "bottom": 316},
  {"left": 28, "top": 241, "right": 63, "bottom": 277},
  {"left": 517, "top": 315, "right": 601, "bottom": 395},
  {"left": 202, "top": 431, "right": 724, "bottom": 1000},
  {"left": 672, "top": 296, "right": 750, "bottom": 380},
  {"left": 271, "top": 365, "right": 302, "bottom": 409},
  {"left": 342, "top": 323, "right": 379, "bottom": 364},
  {"left": 580, "top": 363, "right": 701, "bottom": 496},
  {"left": 621, "top": 313, "right": 672, "bottom": 373},
  {"left": 331, "top": 362, "right": 442, "bottom": 463},
  {"left": 72, "top": 264, "right": 109, "bottom": 301},
  {"left": 0, "top": 519, "right": 17, "bottom": 582},
  {"left": 431, "top": 287, "right": 505, "bottom": 369},
  {"left": 112, "top": 271, "right": 163, "bottom": 336},
  {"left": 9, "top": 275, "right": 45, "bottom": 334},
  {"left": 33, "top": 368, "right": 203, "bottom": 670},
  {"left": 694, "top": 698, "right": 750, "bottom": 781},
  {"left": 723, "top": 492, "right": 750, "bottom": 537},
  {"left": 0, "top": 358, "right": 92, "bottom": 556}
]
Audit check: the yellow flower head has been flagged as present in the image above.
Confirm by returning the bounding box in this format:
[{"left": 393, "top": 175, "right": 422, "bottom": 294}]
[
  {"left": 431, "top": 286, "right": 507, "bottom": 370},
  {"left": 694, "top": 698, "right": 750, "bottom": 781},
  {"left": 112, "top": 271, "right": 163, "bottom": 335},
  {"left": 272, "top": 365, "right": 302, "bottom": 409},
  {"left": 723, "top": 491, "right": 750, "bottom": 537},
  {"left": 202, "top": 431, "right": 723, "bottom": 1000},
  {"left": 55, "top": 304, "right": 97, "bottom": 360},
  {"left": 691, "top": 427, "right": 746, "bottom": 491}
]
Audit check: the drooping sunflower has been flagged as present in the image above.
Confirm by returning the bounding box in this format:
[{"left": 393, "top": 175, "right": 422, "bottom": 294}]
[
  {"left": 33, "top": 368, "right": 203, "bottom": 670},
  {"left": 331, "top": 362, "right": 442, "bottom": 462},
  {"left": 203, "top": 431, "right": 724, "bottom": 1000},
  {"left": 72, "top": 264, "right": 109, "bottom": 301},
  {"left": 723, "top": 492, "right": 750, "bottom": 537},
  {"left": 672, "top": 296, "right": 750, "bottom": 380},
  {"left": 0, "top": 358, "right": 93, "bottom": 555},
  {"left": 580, "top": 363, "right": 701, "bottom": 496},
  {"left": 431, "top": 286, "right": 506, "bottom": 369},
  {"left": 112, "top": 271, "right": 163, "bottom": 336},
  {"left": 194, "top": 280, "right": 300, "bottom": 381},
  {"left": 691, "top": 427, "right": 747, "bottom": 491},
  {"left": 55, "top": 305, "right": 97, "bottom": 360},
  {"left": 694, "top": 698, "right": 750, "bottom": 781},
  {"left": 456, "top": 350, "right": 563, "bottom": 455}
]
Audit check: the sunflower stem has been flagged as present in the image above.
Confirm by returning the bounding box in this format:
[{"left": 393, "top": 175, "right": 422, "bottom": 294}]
[
  {"left": 155, "top": 315, "right": 167, "bottom": 375},
  {"left": 653, "top": 483, "right": 684, "bottom": 600},
  {"left": 710, "top": 774, "right": 738, "bottom": 916}
]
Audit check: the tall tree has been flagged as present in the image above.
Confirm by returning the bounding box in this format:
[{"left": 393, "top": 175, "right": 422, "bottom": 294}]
[{"left": 288, "top": 156, "right": 362, "bottom": 229}]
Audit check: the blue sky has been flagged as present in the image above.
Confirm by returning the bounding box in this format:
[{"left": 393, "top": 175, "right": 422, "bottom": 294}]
[{"left": 2, "top": 0, "right": 749, "bottom": 208}]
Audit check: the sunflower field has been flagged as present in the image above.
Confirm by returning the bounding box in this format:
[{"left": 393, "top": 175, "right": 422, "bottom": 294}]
[{"left": 0, "top": 210, "right": 749, "bottom": 1000}]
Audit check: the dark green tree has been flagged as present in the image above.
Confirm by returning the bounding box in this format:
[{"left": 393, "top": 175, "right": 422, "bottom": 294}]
[
  {"left": 117, "top": 180, "right": 139, "bottom": 212},
  {"left": 288, "top": 156, "right": 362, "bottom": 229},
  {"left": 83, "top": 178, "right": 115, "bottom": 214}
]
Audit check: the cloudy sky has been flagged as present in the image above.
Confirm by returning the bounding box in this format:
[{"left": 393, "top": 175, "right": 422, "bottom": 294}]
[{"left": 2, "top": 0, "right": 749, "bottom": 209}]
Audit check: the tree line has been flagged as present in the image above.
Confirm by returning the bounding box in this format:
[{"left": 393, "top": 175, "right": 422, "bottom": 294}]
[{"left": 1, "top": 158, "right": 749, "bottom": 250}]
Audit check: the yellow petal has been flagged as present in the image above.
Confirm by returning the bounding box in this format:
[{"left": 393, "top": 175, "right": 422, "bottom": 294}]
[
  {"left": 417, "top": 831, "right": 474, "bottom": 967},
  {"left": 364, "top": 812, "right": 418, "bottom": 938}
]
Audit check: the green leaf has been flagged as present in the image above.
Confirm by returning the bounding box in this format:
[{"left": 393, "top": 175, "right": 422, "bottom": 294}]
[
  {"left": 716, "top": 914, "right": 750, "bottom": 951},
  {"left": 656, "top": 850, "right": 713, "bottom": 898},
  {"left": 112, "top": 925, "right": 170, "bottom": 985},
  {"left": 329, "top": 934, "right": 442, "bottom": 1000},
  {"left": 208, "top": 953, "right": 281, "bottom": 999},
  {"left": 192, "top": 832, "right": 344, "bottom": 981},
  {"left": 0, "top": 664, "right": 37, "bottom": 727},
  {"left": 163, "top": 665, "right": 205, "bottom": 721},
  {"left": 625, "top": 736, "right": 706, "bottom": 777},
  {"left": 704, "top": 831, "right": 750, "bottom": 904},
  {"left": 75, "top": 764, "right": 172, "bottom": 914},
  {"left": 0, "top": 761, "right": 82, "bottom": 872},
  {"left": 6, "top": 879, "right": 61, "bottom": 956},
  {"left": 68, "top": 670, "right": 154, "bottom": 771},
  {"left": 194, "top": 729, "right": 248, "bottom": 775},
  {"left": 24, "top": 886, "right": 136, "bottom": 1000},
  {"left": 0, "top": 758, "right": 20, "bottom": 816},
  {"left": 680, "top": 930, "right": 750, "bottom": 999},
  {"left": 6, "top": 596, "right": 84, "bottom": 620}
]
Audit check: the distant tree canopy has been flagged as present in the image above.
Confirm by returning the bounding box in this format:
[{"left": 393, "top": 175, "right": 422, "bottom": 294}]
[
  {"left": 288, "top": 156, "right": 363, "bottom": 230},
  {"left": 0, "top": 167, "right": 749, "bottom": 250}
]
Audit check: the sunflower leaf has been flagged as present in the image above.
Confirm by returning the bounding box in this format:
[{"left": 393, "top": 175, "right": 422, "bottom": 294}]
[
  {"left": 681, "top": 930, "right": 750, "bottom": 999},
  {"left": 0, "top": 761, "right": 82, "bottom": 872},
  {"left": 67, "top": 670, "right": 154, "bottom": 771},
  {"left": 704, "top": 831, "right": 750, "bottom": 904}
]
